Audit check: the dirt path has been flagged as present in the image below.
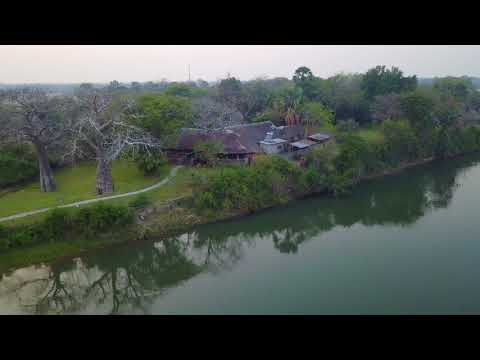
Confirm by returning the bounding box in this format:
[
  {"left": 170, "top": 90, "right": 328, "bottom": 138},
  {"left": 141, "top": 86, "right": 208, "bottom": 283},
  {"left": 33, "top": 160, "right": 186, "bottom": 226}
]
[{"left": 0, "top": 166, "right": 182, "bottom": 223}]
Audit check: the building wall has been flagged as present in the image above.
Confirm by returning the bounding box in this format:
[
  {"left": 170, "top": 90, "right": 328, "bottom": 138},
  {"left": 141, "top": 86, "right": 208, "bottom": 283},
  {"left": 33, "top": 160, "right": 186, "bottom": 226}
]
[{"left": 260, "top": 142, "right": 287, "bottom": 154}]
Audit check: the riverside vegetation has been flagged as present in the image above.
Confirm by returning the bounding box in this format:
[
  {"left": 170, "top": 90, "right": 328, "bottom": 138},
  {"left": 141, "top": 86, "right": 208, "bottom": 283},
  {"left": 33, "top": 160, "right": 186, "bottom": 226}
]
[
  {"left": 3, "top": 119, "right": 480, "bottom": 268},
  {"left": 2, "top": 66, "right": 480, "bottom": 269}
]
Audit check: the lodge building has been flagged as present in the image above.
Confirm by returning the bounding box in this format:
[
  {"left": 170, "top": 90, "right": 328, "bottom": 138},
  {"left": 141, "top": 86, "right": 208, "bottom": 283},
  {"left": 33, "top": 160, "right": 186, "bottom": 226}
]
[{"left": 164, "top": 121, "right": 332, "bottom": 165}]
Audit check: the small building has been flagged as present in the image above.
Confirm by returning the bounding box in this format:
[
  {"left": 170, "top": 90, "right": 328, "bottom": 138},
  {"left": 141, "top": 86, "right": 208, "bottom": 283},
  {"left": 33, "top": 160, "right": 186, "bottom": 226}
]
[
  {"left": 287, "top": 133, "right": 332, "bottom": 159},
  {"left": 307, "top": 133, "right": 332, "bottom": 145},
  {"left": 273, "top": 125, "right": 305, "bottom": 143},
  {"left": 289, "top": 139, "right": 320, "bottom": 157},
  {"left": 164, "top": 121, "right": 333, "bottom": 165},
  {"left": 259, "top": 132, "right": 288, "bottom": 154}
]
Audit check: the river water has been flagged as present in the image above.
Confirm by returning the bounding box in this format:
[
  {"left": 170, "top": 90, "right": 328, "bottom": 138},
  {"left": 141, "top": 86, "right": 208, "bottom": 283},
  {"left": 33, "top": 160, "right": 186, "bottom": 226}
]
[{"left": 2, "top": 154, "right": 480, "bottom": 314}]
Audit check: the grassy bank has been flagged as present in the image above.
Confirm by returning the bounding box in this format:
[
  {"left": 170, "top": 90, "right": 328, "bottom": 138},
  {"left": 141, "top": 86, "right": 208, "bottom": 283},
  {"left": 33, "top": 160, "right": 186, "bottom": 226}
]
[
  {"left": 0, "top": 166, "right": 220, "bottom": 272},
  {"left": 0, "top": 150, "right": 473, "bottom": 274},
  {"left": 3, "top": 121, "right": 480, "bottom": 273},
  {"left": 0, "top": 160, "right": 170, "bottom": 218}
]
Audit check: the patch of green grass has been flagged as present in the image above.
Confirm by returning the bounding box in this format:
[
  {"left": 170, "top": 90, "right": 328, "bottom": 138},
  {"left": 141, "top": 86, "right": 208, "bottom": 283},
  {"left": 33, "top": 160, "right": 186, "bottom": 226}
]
[
  {"left": 356, "top": 127, "right": 385, "bottom": 144},
  {"left": 0, "top": 160, "right": 170, "bottom": 218},
  {"left": 107, "top": 166, "right": 217, "bottom": 208}
]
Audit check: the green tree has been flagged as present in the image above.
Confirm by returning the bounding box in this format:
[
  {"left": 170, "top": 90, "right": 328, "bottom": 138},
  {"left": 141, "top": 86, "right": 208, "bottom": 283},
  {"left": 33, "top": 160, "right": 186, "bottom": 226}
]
[
  {"left": 236, "top": 79, "right": 272, "bottom": 121},
  {"left": 293, "top": 66, "right": 314, "bottom": 83},
  {"left": 329, "top": 73, "right": 371, "bottom": 125},
  {"left": 136, "top": 150, "right": 168, "bottom": 176},
  {"left": 400, "top": 89, "right": 436, "bottom": 156},
  {"left": 217, "top": 76, "right": 242, "bottom": 105},
  {"left": 164, "top": 82, "right": 194, "bottom": 97},
  {"left": 293, "top": 66, "right": 316, "bottom": 101},
  {"left": 361, "top": 65, "right": 417, "bottom": 100},
  {"left": 466, "top": 90, "right": 480, "bottom": 112},
  {"left": 263, "top": 81, "right": 303, "bottom": 125},
  {"left": 301, "top": 101, "right": 334, "bottom": 133},
  {"left": 334, "top": 133, "right": 370, "bottom": 178},
  {"left": 433, "top": 77, "right": 474, "bottom": 103},
  {"left": 381, "top": 119, "right": 418, "bottom": 165},
  {"left": 134, "top": 94, "right": 193, "bottom": 141},
  {"left": 434, "top": 96, "right": 463, "bottom": 158}
]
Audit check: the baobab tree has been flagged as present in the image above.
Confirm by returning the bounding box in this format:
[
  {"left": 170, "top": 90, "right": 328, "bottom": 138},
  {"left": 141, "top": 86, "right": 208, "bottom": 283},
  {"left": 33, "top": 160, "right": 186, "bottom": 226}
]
[
  {"left": 0, "top": 89, "right": 74, "bottom": 192},
  {"left": 71, "top": 91, "right": 159, "bottom": 195}
]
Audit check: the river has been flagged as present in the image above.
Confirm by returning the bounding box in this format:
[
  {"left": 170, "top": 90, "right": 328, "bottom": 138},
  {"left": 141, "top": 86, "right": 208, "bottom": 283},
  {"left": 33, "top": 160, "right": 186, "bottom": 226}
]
[{"left": 2, "top": 154, "right": 480, "bottom": 314}]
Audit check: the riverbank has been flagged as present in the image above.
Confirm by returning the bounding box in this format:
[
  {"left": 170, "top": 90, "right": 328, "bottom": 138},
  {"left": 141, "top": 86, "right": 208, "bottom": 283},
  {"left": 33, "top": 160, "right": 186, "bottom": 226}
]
[{"left": 0, "top": 152, "right": 472, "bottom": 274}]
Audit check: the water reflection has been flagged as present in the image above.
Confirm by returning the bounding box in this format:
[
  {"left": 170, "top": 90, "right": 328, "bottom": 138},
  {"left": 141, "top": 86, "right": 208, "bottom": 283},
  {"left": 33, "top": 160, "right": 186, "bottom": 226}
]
[{"left": 0, "top": 155, "right": 478, "bottom": 314}]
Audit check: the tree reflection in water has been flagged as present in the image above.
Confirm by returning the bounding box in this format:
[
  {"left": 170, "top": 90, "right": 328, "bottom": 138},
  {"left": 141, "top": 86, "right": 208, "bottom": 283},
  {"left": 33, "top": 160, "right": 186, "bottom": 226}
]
[{"left": 0, "top": 155, "right": 477, "bottom": 314}]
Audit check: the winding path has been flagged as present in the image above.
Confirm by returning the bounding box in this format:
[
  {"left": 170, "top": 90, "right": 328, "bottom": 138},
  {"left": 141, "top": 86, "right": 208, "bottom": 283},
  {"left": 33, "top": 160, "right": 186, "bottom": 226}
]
[{"left": 0, "top": 166, "right": 182, "bottom": 223}]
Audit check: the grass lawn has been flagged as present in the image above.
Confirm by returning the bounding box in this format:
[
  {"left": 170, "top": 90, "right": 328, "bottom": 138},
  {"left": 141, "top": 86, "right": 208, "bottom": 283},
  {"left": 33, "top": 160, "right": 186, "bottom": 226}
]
[
  {"left": 0, "top": 164, "right": 216, "bottom": 227},
  {"left": 356, "top": 127, "right": 385, "bottom": 144},
  {"left": 107, "top": 166, "right": 217, "bottom": 208},
  {"left": 0, "top": 160, "right": 170, "bottom": 219}
]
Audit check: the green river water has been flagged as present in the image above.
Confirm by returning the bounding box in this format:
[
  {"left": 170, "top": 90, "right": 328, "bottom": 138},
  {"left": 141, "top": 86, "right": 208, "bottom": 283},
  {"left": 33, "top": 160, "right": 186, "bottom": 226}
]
[{"left": 2, "top": 154, "right": 480, "bottom": 314}]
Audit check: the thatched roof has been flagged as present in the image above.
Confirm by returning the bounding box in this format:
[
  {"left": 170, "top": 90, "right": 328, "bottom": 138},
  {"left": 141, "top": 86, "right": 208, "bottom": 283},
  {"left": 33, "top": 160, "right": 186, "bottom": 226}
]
[
  {"left": 176, "top": 128, "right": 248, "bottom": 154},
  {"left": 273, "top": 125, "right": 305, "bottom": 141},
  {"left": 225, "top": 121, "right": 275, "bottom": 153},
  {"left": 172, "top": 121, "right": 308, "bottom": 155}
]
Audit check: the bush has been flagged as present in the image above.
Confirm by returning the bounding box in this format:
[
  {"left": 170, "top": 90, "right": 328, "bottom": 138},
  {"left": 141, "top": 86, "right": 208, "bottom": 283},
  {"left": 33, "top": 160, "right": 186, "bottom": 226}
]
[
  {"left": 459, "top": 126, "right": 480, "bottom": 153},
  {"left": 334, "top": 133, "right": 370, "bottom": 176},
  {"left": 0, "top": 203, "right": 135, "bottom": 253},
  {"left": 380, "top": 119, "right": 418, "bottom": 165},
  {"left": 193, "top": 141, "right": 224, "bottom": 167},
  {"left": 137, "top": 152, "right": 168, "bottom": 176},
  {"left": 0, "top": 144, "right": 38, "bottom": 188},
  {"left": 129, "top": 194, "right": 152, "bottom": 209},
  {"left": 304, "top": 143, "right": 338, "bottom": 174},
  {"left": 75, "top": 203, "right": 134, "bottom": 235},
  {"left": 0, "top": 225, "right": 6, "bottom": 252},
  {"left": 336, "top": 119, "right": 359, "bottom": 133},
  {"left": 39, "top": 208, "right": 73, "bottom": 242},
  {"left": 192, "top": 156, "right": 302, "bottom": 214}
]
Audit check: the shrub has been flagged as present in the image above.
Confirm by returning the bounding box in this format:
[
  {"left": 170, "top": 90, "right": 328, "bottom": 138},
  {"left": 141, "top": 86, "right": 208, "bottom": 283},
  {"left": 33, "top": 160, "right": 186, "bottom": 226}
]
[
  {"left": 129, "top": 194, "right": 152, "bottom": 209},
  {"left": 304, "top": 143, "right": 338, "bottom": 174},
  {"left": 459, "top": 126, "right": 480, "bottom": 153},
  {"left": 192, "top": 156, "right": 304, "bottom": 214},
  {"left": 137, "top": 151, "right": 168, "bottom": 176},
  {"left": 299, "top": 166, "right": 323, "bottom": 193},
  {"left": 0, "top": 225, "right": 42, "bottom": 251},
  {"left": 0, "top": 225, "right": 6, "bottom": 252},
  {"left": 380, "top": 119, "right": 418, "bottom": 165},
  {"left": 0, "top": 144, "right": 38, "bottom": 188},
  {"left": 193, "top": 140, "right": 224, "bottom": 167},
  {"left": 39, "top": 208, "right": 73, "bottom": 242},
  {"left": 334, "top": 133, "right": 370, "bottom": 177},
  {"left": 0, "top": 203, "right": 137, "bottom": 254},
  {"left": 75, "top": 203, "right": 134, "bottom": 235},
  {"left": 336, "top": 119, "right": 359, "bottom": 132}
]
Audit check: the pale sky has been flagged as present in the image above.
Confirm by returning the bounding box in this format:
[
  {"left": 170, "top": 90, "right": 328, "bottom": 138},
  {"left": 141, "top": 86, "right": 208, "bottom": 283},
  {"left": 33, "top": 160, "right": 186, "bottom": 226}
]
[{"left": 0, "top": 45, "right": 479, "bottom": 84}]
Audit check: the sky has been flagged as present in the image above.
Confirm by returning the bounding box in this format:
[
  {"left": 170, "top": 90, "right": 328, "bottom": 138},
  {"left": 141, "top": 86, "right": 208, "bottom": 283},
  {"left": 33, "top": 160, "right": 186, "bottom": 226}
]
[{"left": 0, "top": 45, "right": 479, "bottom": 84}]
